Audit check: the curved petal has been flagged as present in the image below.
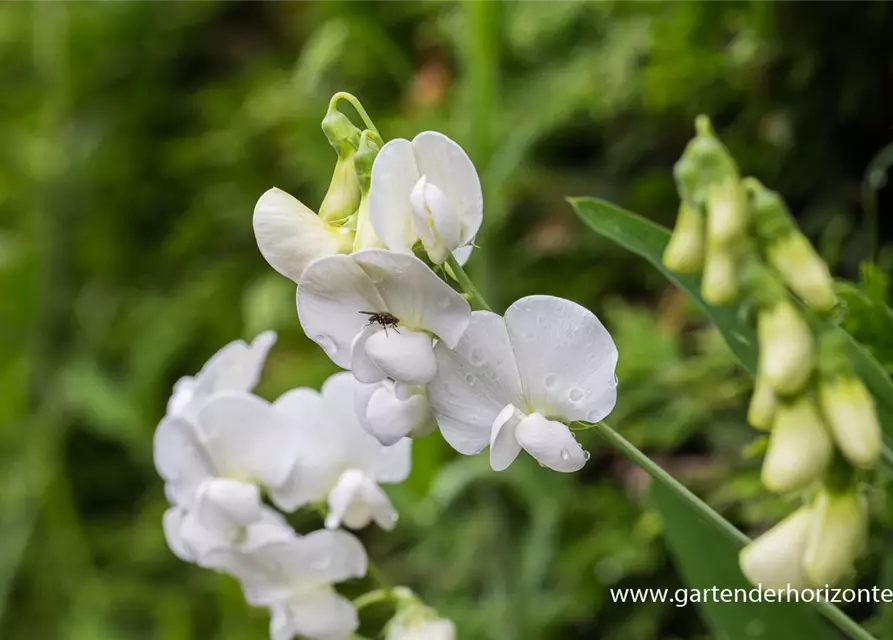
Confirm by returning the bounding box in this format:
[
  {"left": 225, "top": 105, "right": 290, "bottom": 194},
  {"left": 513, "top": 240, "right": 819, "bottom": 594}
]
[
  {"left": 254, "top": 188, "right": 353, "bottom": 283},
  {"left": 290, "top": 529, "right": 368, "bottom": 584},
  {"left": 325, "top": 469, "right": 398, "bottom": 531},
  {"left": 153, "top": 415, "right": 214, "bottom": 506},
  {"left": 358, "top": 383, "right": 433, "bottom": 446},
  {"left": 368, "top": 138, "right": 420, "bottom": 253},
  {"left": 514, "top": 413, "right": 587, "bottom": 472},
  {"left": 196, "top": 478, "right": 263, "bottom": 531},
  {"left": 489, "top": 404, "right": 524, "bottom": 472},
  {"left": 427, "top": 311, "right": 524, "bottom": 455},
  {"left": 504, "top": 296, "right": 618, "bottom": 423},
  {"left": 451, "top": 244, "right": 473, "bottom": 266},
  {"left": 197, "top": 392, "right": 301, "bottom": 488},
  {"left": 350, "top": 324, "right": 387, "bottom": 384},
  {"left": 365, "top": 329, "right": 437, "bottom": 385},
  {"left": 162, "top": 507, "right": 195, "bottom": 562},
  {"left": 352, "top": 249, "right": 470, "bottom": 347},
  {"left": 166, "top": 376, "right": 197, "bottom": 418},
  {"left": 411, "top": 132, "right": 483, "bottom": 246},
  {"left": 270, "top": 588, "right": 359, "bottom": 640},
  {"left": 297, "top": 253, "right": 388, "bottom": 369},
  {"left": 193, "top": 331, "right": 277, "bottom": 397}
]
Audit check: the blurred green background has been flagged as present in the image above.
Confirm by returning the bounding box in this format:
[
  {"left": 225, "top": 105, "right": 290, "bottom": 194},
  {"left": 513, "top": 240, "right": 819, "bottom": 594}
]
[{"left": 3, "top": 2, "right": 893, "bottom": 639}]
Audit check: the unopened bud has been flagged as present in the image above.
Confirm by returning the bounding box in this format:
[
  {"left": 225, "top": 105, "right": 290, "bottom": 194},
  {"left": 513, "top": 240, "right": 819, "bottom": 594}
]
[
  {"left": 674, "top": 116, "right": 739, "bottom": 210},
  {"left": 803, "top": 488, "right": 866, "bottom": 586},
  {"left": 747, "top": 376, "right": 776, "bottom": 431},
  {"left": 762, "top": 396, "right": 832, "bottom": 493},
  {"left": 766, "top": 232, "right": 837, "bottom": 313},
  {"left": 701, "top": 244, "right": 739, "bottom": 306},
  {"left": 387, "top": 590, "right": 456, "bottom": 640},
  {"left": 352, "top": 131, "right": 385, "bottom": 251},
  {"left": 318, "top": 151, "right": 361, "bottom": 224},
  {"left": 818, "top": 376, "right": 881, "bottom": 470},
  {"left": 739, "top": 505, "right": 813, "bottom": 590},
  {"left": 756, "top": 300, "right": 813, "bottom": 396},
  {"left": 321, "top": 108, "right": 361, "bottom": 155},
  {"left": 706, "top": 178, "right": 747, "bottom": 246},
  {"left": 663, "top": 202, "right": 705, "bottom": 274}
]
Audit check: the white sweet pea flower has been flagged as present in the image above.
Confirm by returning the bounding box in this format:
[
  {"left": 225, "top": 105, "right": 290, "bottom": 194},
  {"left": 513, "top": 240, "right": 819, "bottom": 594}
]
[
  {"left": 427, "top": 295, "right": 618, "bottom": 472},
  {"left": 387, "top": 610, "right": 456, "bottom": 640},
  {"left": 269, "top": 372, "right": 412, "bottom": 531},
  {"left": 368, "top": 131, "right": 482, "bottom": 264},
  {"left": 167, "top": 331, "right": 276, "bottom": 420},
  {"left": 297, "top": 249, "right": 471, "bottom": 386},
  {"left": 355, "top": 380, "right": 436, "bottom": 446},
  {"left": 253, "top": 187, "right": 354, "bottom": 284},
  {"left": 210, "top": 529, "right": 367, "bottom": 640},
  {"left": 154, "top": 391, "right": 302, "bottom": 510}
]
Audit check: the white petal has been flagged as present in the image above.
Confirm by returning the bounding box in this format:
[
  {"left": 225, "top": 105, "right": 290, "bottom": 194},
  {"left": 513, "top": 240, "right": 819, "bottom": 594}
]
[
  {"left": 358, "top": 383, "right": 434, "bottom": 446},
  {"left": 427, "top": 311, "right": 524, "bottom": 455},
  {"left": 489, "top": 404, "right": 524, "bottom": 472},
  {"left": 153, "top": 415, "right": 214, "bottom": 506},
  {"left": 297, "top": 254, "right": 388, "bottom": 369},
  {"left": 163, "top": 507, "right": 195, "bottom": 562},
  {"left": 424, "top": 181, "right": 462, "bottom": 251},
  {"left": 166, "top": 376, "right": 197, "bottom": 417},
  {"left": 739, "top": 506, "right": 813, "bottom": 590},
  {"left": 194, "top": 478, "right": 263, "bottom": 532},
  {"left": 368, "top": 138, "right": 420, "bottom": 253},
  {"left": 350, "top": 324, "right": 387, "bottom": 384},
  {"left": 290, "top": 529, "right": 368, "bottom": 584},
  {"left": 365, "top": 329, "right": 437, "bottom": 385},
  {"left": 197, "top": 392, "right": 301, "bottom": 488},
  {"left": 504, "top": 295, "right": 618, "bottom": 423},
  {"left": 254, "top": 188, "right": 353, "bottom": 283},
  {"left": 192, "top": 331, "right": 277, "bottom": 398},
  {"left": 325, "top": 469, "right": 398, "bottom": 531},
  {"left": 270, "top": 588, "right": 359, "bottom": 640},
  {"left": 514, "top": 413, "right": 587, "bottom": 472},
  {"left": 451, "top": 244, "right": 473, "bottom": 266},
  {"left": 352, "top": 249, "right": 470, "bottom": 348},
  {"left": 411, "top": 131, "right": 483, "bottom": 246},
  {"left": 409, "top": 176, "right": 437, "bottom": 247}
]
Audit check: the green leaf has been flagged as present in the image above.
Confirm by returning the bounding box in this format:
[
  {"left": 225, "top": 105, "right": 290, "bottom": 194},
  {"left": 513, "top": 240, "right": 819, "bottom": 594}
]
[
  {"left": 649, "top": 480, "right": 833, "bottom": 640},
  {"left": 571, "top": 196, "right": 893, "bottom": 469}
]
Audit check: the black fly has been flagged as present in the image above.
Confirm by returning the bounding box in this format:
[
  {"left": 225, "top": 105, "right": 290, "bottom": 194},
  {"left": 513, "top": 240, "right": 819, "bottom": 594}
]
[{"left": 359, "top": 311, "right": 401, "bottom": 336}]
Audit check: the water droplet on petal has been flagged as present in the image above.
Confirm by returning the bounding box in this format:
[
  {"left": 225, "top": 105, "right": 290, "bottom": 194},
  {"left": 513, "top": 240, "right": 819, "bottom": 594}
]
[
  {"left": 544, "top": 374, "right": 558, "bottom": 389},
  {"left": 560, "top": 449, "right": 570, "bottom": 461},
  {"left": 583, "top": 450, "right": 591, "bottom": 461},
  {"left": 609, "top": 374, "right": 619, "bottom": 388},
  {"left": 315, "top": 334, "right": 338, "bottom": 356},
  {"left": 586, "top": 410, "right": 602, "bottom": 422},
  {"left": 468, "top": 347, "right": 485, "bottom": 366},
  {"left": 568, "top": 387, "right": 584, "bottom": 403},
  {"left": 464, "top": 373, "right": 475, "bottom": 385}
]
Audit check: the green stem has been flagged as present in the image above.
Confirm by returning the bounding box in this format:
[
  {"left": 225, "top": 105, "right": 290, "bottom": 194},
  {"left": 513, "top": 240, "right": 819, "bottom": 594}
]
[
  {"left": 352, "top": 588, "right": 393, "bottom": 612},
  {"left": 446, "top": 253, "right": 492, "bottom": 311},
  {"left": 588, "top": 420, "right": 876, "bottom": 640},
  {"left": 330, "top": 92, "right": 380, "bottom": 138},
  {"left": 367, "top": 560, "right": 393, "bottom": 591}
]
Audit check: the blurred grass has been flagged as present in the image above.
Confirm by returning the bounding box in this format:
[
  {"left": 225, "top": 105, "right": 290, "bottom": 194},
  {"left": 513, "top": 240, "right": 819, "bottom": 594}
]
[{"left": 2, "top": 2, "right": 893, "bottom": 639}]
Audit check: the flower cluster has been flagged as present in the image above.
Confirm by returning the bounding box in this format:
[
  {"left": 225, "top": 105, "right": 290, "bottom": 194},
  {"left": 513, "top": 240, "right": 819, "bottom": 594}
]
[
  {"left": 156, "top": 92, "right": 620, "bottom": 639},
  {"left": 663, "top": 116, "right": 881, "bottom": 589}
]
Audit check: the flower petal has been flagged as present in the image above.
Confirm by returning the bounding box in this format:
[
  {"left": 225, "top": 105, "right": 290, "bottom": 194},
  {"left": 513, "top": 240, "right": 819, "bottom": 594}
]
[
  {"left": 504, "top": 295, "right": 618, "bottom": 423},
  {"left": 270, "top": 588, "right": 359, "bottom": 640},
  {"left": 352, "top": 249, "right": 470, "bottom": 348},
  {"left": 358, "top": 382, "right": 434, "bottom": 446},
  {"left": 365, "top": 329, "right": 437, "bottom": 385},
  {"left": 253, "top": 188, "right": 353, "bottom": 283},
  {"left": 427, "top": 311, "right": 524, "bottom": 455},
  {"left": 514, "top": 413, "right": 587, "bottom": 472},
  {"left": 489, "top": 404, "right": 524, "bottom": 472},
  {"left": 325, "top": 469, "right": 398, "bottom": 531},
  {"left": 289, "top": 529, "right": 368, "bottom": 584},
  {"left": 739, "top": 506, "right": 813, "bottom": 590},
  {"left": 368, "top": 138, "right": 420, "bottom": 253},
  {"left": 153, "top": 415, "right": 214, "bottom": 506},
  {"left": 297, "top": 253, "right": 388, "bottom": 369},
  {"left": 197, "top": 391, "right": 300, "bottom": 488},
  {"left": 163, "top": 507, "right": 195, "bottom": 562},
  {"left": 350, "top": 324, "right": 388, "bottom": 384},
  {"left": 411, "top": 131, "right": 483, "bottom": 246},
  {"left": 193, "top": 478, "right": 263, "bottom": 539}
]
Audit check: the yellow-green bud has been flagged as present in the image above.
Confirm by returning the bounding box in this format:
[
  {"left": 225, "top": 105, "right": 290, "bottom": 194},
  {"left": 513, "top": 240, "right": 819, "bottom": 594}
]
[
  {"left": 352, "top": 130, "right": 385, "bottom": 251},
  {"left": 701, "top": 244, "right": 739, "bottom": 306},
  {"left": 318, "top": 150, "right": 362, "bottom": 224},
  {"left": 321, "top": 108, "right": 361, "bottom": 155},
  {"left": 747, "top": 376, "right": 776, "bottom": 431},
  {"left": 802, "top": 488, "right": 866, "bottom": 586},
  {"left": 756, "top": 300, "right": 814, "bottom": 396},
  {"left": 762, "top": 396, "right": 832, "bottom": 493},
  {"left": 673, "top": 116, "right": 739, "bottom": 210},
  {"left": 706, "top": 178, "right": 747, "bottom": 246},
  {"left": 739, "top": 505, "right": 813, "bottom": 590},
  {"left": 766, "top": 232, "right": 837, "bottom": 313},
  {"left": 818, "top": 376, "right": 881, "bottom": 469},
  {"left": 662, "top": 202, "right": 705, "bottom": 274}
]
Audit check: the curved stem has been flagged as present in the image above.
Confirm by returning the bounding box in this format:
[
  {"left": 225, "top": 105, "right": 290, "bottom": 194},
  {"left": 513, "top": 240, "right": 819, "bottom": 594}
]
[
  {"left": 330, "top": 91, "right": 380, "bottom": 138},
  {"left": 352, "top": 588, "right": 393, "bottom": 612},
  {"left": 587, "top": 420, "right": 876, "bottom": 640},
  {"left": 366, "top": 560, "right": 392, "bottom": 591},
  {"left": 446, "top": 253, "right": 492, "bottom": 311}
]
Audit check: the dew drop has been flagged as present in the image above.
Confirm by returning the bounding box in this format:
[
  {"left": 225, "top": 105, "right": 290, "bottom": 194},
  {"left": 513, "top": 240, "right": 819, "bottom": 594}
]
[
  {"left": 568, "top": 387, "right": 584, "bottom": 403},
  {"left": 583, "top": 450, "right": 591, "bottom": 461},
  {"left": 464, "top": 373, "right": 475, "bottom": 385},
  {"left": 315, "top": 333, "right": 338, "bottom": 355},
  {"left": 586, "top": 409, "right": 602, "bottom": 422},
  {"left": 560, "top": 449, "right": 570, "bottom": 461},
  {"left": 544, "top": 373, "right": 558, "bottom": 389},
  {"left": 609, "top": 374, "right": 619, "bottom": 388},
  {"left": 468, "top": 347, "right": 486, "bottom": 367}
]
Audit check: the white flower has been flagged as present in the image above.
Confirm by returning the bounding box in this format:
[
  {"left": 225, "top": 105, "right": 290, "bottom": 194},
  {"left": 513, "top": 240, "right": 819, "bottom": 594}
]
[
  {"left": 739, "top": 505, "right": 813, "bottom": 590},
  {"left": 253, "top": 188, "right": 354, "bottom": 284},
  {"left": 211, "top": 529, "right": 367, "bottom": 640},
  {"left": 269, "top": 372, "right": 412, "bottom": 531},
  {"left": 297, "top": 249, "right": 471, "bottom": 386},
  {"left": 387, "top": 613, "right": 456, "bottom": 640},
  {"left": 154, "top": 390, "right": 302, "bottom": 512},
  {"left": 427, "top": 295, "right": 618, "bottom": 472},
  {"left": 368, "top": 132, "right": 482, "bottom": 264},
  {"left": 167, "top": 330, "right": 277, "bottom": 420},
  {"left": 355, "top": 380, "right": 436, "bottom": 446}
]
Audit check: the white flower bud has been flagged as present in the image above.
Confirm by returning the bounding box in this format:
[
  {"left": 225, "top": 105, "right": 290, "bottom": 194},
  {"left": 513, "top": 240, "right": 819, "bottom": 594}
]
[
  {"left": 706, "top": 178, "right": 747, "bottom": 246},
  {"left": 739, "top": 505, "right": 813, "bottom": 590},
  {"left": 818, "top": 376, "right": 881, "bottom": 470},
  {"left": 747, "top": 376, "right": 776, "bottom": 431},
  {"left": 762, "top": 396, "right": 832, "bottom": 493},
  {"left": 387, "top": 602, "right": 456, "bottom": 640},
  {"left": 803, "top": 488, "right": 866, "bottom": 586},
  {"left": 700, "top": 244, "right": 739, "bottom": 306},
  {"left": 757, "top": 301, "right": 814, "bottom": 396},
  {"left": 663, "top": 202, "right": 705, "bottom": 274},
  {"left": 767, "top": 232, "right": 837, "bottom": 313}
]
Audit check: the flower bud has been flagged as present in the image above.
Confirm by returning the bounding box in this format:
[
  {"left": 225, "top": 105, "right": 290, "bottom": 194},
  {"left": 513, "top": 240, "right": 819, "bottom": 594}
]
[
  {"left": 321, "top": 108, "right": 361, "bottom": 155},
  {"left": 706, "top": 178, "right": 747, "bottom": 246},
  {"left": 818, "top": 376, "right": 881, "bottom": 470},
  {"left": 662, "top": 202, "right": 705, "bottom": 274},
  {"left": 387, "top": 597, "right": 456, "bottom": 640},
  {"left": 756, "top": 300, "right": 813, "bottom": 396},
  {"left": 761, "top": 396, "right": 832, "bottom": 493},
  {"left": 701, "top": 244, "right": 739, "bottom": 306},
  {"left": 766, "top": 232, "right": 837, "bottom": 313},
  {"left": 747, "top": 376, "right": 776, "bottom": 431},
  {"left": 802, "top": 488, "right": 866, "bottom": 586},
  {"left": 318, "top": 150, "right": 361, "bottom": 224},
  {"left": 352, "top": 131, "right": 386, "bottom": 251},
  {"left": 674, "top": 116, "right": 739, "bottom": 210},
  {"left": 739, "top": 505, "right": 813, "bottom": 590}
]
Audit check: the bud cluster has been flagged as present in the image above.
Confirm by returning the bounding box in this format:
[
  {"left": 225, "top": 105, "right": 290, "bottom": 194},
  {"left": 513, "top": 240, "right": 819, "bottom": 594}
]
[{"left": 663, "top": 116, "right": 882, "bottom": 588}]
